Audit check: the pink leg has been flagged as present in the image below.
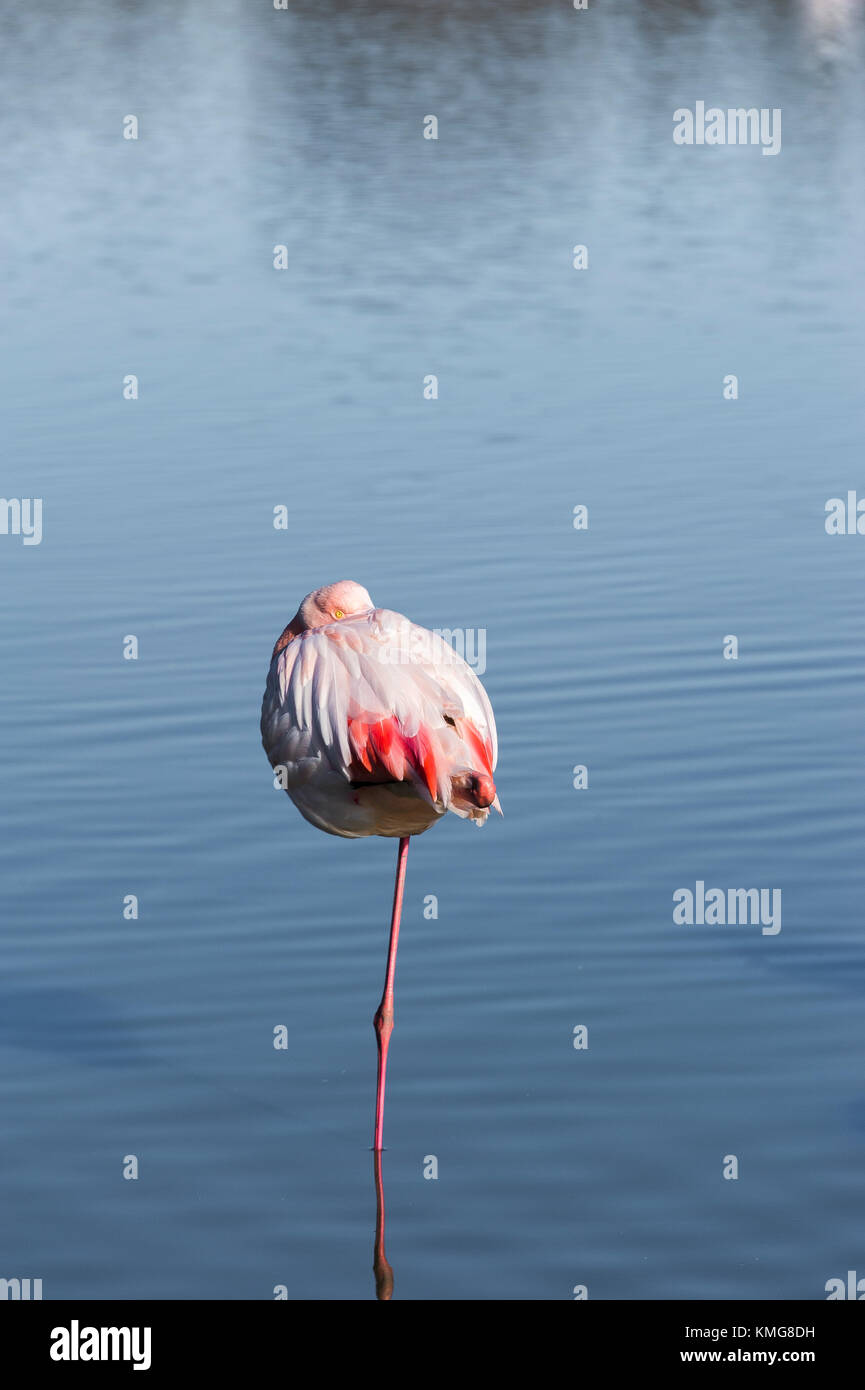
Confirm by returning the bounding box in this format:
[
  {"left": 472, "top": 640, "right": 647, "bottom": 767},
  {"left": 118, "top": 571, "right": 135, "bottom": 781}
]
[{"left": 373, "top": 835, "right": 410, "bottom": 1151}]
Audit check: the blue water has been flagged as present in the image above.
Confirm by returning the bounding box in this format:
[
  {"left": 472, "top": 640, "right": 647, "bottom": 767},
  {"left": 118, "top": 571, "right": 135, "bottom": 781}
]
[{"left": 2, "top": 0, "right": 864, "bottom": 1300}]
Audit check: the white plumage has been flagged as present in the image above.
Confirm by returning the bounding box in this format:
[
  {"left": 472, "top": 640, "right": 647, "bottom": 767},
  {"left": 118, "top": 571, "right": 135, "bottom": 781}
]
[{"left": 261, "top": 596, "right": 500, "bottom": 839}]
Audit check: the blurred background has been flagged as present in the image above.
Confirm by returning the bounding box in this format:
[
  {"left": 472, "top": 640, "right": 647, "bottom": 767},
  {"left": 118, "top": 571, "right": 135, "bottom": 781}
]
[{"left": 1, "top": 0, "right": 864, "bottom": 1299}]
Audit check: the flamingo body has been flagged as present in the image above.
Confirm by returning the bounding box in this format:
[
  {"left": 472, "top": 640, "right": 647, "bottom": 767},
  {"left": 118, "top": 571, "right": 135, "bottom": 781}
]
[{"left": 261, "top": 585, "right": 500, "bottom": 838}]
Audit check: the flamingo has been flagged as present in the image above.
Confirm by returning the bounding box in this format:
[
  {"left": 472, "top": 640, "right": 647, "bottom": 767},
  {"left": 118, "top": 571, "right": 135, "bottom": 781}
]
[{"left": 260, "top": 580, "right": 500, "bottom": 1151}]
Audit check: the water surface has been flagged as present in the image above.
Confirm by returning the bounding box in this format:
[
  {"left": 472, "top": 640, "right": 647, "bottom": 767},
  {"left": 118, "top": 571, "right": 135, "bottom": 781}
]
[{"left": 1, "top": 0, "right": 864, "bottom": 1299}]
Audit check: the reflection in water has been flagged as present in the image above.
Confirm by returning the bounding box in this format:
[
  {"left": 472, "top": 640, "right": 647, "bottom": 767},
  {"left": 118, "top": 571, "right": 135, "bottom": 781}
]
[
  {"left": 801, "top": 0, "right": 859, "bottom": 36},
  {"left": 372, "top": 1151, "right": 394, "bottom": 1301}
]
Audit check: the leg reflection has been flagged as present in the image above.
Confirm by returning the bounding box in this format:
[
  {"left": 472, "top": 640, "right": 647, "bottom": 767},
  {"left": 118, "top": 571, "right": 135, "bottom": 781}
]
[{"left": 372, "top": 1148, "right": 394, "bottom": 1300}]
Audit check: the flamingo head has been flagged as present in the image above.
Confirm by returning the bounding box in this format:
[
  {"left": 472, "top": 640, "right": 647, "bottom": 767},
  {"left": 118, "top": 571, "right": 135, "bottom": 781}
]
[
  {"left": 272, "top": 581, "right": 376, "bottom": 657},
  {"left": 293, "top": 580, "right": 375, "bottom": 632}
]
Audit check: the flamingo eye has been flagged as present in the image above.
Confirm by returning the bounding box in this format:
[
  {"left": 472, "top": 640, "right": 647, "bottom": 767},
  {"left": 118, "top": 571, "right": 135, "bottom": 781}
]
[{"left": 333, "top": 608, "right": 345, "bottom": 620}]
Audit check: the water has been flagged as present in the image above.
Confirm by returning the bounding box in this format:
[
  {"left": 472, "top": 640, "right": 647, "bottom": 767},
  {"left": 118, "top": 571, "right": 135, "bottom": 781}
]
[{"left": 2, "top": 0, "right": 864, "bottom": 1300}]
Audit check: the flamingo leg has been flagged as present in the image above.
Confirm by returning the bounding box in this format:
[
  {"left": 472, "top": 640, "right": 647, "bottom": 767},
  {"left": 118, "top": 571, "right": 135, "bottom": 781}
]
[{"left": 373, "top": 835, "right": 410, "bottom": 1151}]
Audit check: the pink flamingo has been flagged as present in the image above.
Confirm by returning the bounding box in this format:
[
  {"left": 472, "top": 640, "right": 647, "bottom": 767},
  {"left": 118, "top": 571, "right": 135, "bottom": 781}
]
[{"left": 261, "top": 581, "right": 500, "bottom": 1150}]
